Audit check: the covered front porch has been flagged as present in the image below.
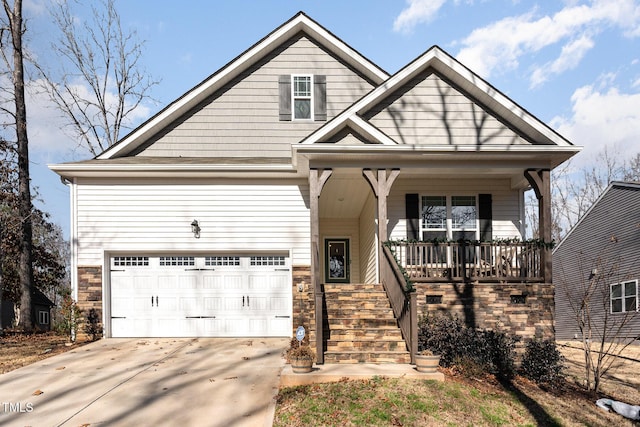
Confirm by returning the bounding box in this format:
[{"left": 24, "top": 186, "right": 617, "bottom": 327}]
[{"left": 303, "top": 154, "right": 555, "bottom": 364}]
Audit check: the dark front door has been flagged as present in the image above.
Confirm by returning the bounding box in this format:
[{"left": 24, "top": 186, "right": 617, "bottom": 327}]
[{"left": 325, "top": 239, "right": 350, "bottom": 283}]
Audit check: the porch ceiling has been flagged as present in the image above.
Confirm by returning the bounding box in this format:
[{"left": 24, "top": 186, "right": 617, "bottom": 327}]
[{"left": 319, "top": 169, "right": 371, "bottom": 219}]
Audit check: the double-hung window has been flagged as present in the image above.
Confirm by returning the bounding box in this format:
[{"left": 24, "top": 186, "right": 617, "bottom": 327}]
[
  {"left": 293, "top": 75, "right": 312, "bottom": 120},
  {"left": 421, "top": 195, "right": 478, "bottom": 241},
  {"left": 421, "top": 195, "right": 477, "bottom": 264},
  {"left": 610, "top": 279, "right": 638, "bottom": 313}
]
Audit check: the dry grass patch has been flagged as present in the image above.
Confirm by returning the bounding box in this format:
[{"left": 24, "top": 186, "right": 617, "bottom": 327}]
[
  {"left": 0, "top": 331, "right": 85, "bottom": 374},
  {"left": 274, "top": 370, "right": 639, "bottom": 427}
]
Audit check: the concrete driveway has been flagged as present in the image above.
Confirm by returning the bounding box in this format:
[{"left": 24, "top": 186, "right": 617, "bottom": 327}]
[{"left": 0, "top": 337, "right": 288, "bottom": 426}]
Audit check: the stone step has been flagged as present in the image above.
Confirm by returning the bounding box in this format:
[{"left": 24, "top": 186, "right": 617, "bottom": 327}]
[
  {"left": 323, "top": 283, "right": 410, "bottom": 364},
  {"left": 326, "top": 340, "right": 407, "bottom": 352},
  {"left": 324, "top": 283, "right": 384, "bottom": 292},
  {"left": 325, "top": 307, "right": 394, "bottom": 317},
  {"left": 325, "top": 328, "right": 404, "bottom": 341},
  {"left": 326, "top": 318, "right": 399, "bottom": 329},
  {"left": 324, "top": 351, "right": 412, "bottom": 364}
]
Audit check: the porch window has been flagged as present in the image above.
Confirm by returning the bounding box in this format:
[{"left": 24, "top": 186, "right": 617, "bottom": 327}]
[
  {"left": 421, "top": 195, "right": 477, "bottom": 241},
  {"left": 611, "top": 279, "right": 638, "bottom": 313}
]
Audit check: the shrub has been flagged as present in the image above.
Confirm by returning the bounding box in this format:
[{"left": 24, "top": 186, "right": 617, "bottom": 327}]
[
  {"left": 520, "top": 339, "right": 565, "bottom": 387},
  {"left": 417, "top": 313, "right": 517, "bottom": 379},
  {"left": 84, "top": 308, "right": 103, "bottom": 341},
  {"left": 55, "top": 295, "right": 82, "bottom": 342}
]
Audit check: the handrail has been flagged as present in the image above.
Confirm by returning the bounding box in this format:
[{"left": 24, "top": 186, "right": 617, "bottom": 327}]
[
  {"left": 381, "top": 245, "right": 417, "bottom": 363},
  {"left": 388, "top": 241, "right": 544, "bottom": 283}
]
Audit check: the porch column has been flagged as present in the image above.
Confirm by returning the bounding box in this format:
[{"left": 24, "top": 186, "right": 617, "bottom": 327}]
[
  {"left": 309, "top": 168, "right": 332, "bottom": 364},
  {"left": 363, "top": 169, "right": 400, "bottom": 274},
  {"left": 525, "top": 169, "right": 552, "bottom": 282}
]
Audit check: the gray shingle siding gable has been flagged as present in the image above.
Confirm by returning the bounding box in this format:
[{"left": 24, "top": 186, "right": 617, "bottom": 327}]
[
  {"left": 136, "top": 35, "right": 375, "bottom": 159},
  {"left": 554, "top": 184, "right": 640, "bottom": 341}
]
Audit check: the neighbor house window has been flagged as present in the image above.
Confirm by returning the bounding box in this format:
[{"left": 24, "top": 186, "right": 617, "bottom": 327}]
[
  {"left": 39, "top": 310, "right": 50, "bottom": 325},
  {"left": 293, "top": 75, "right": 312, "bottom": 119},
  {"left": 421, "top": 195, "right": 477, "bottom": 241},
  {"left": 610, "top": 279, "right": 638, "bottom": 313}
]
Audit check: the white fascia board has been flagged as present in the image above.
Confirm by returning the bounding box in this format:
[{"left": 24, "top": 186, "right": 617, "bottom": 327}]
[
  {"left": 347, "top": 116, "right": 397, "bottom": 145},
  {"left": 48, "top": 162, "right": 298, "bottom": 179},
  {"left": 99, "top": 14, "right": 388, "bottom": 160}
]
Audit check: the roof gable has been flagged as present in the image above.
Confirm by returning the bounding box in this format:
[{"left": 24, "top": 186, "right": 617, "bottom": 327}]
[
  {"left": 302, "top": 46, "right": 574, "bottom": 149},
  {"left": 554, "top": 181, "right": 640, "bottom": 253},
  {"left": 98, "top": 12, "right": 389, "bottom": 160}
]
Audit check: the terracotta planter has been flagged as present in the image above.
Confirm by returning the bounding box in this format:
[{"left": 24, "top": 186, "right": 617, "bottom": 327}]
[
  {"left": 415, "top": 354, "right": 441, "bottom": 373},
  {"left": 290, "top": 358, "right": 313, "bottom": 373}
]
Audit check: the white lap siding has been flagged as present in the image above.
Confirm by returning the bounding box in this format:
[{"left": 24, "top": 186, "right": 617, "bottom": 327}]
[{"left": 75, "top": 178, "right": 311, "bottom": 266}]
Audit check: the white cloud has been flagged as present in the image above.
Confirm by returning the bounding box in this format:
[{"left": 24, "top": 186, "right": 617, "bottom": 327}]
[
  {"left": 393, "top": 0, "right": 447, "bottom": 33},
  {"left": 530, "top": 35, "right": 595, "bottom": 88},
  {"left": 455, "top": 0, "right": 640, "bottom": 81},
  {"left": 550, "top": 83, "right": 640, "bottom": 163}
]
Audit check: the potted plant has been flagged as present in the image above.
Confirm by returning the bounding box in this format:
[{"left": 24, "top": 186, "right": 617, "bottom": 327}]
[
  {"left": 286, "top": 336, "right": 315, "bottom": 373},
  {"left": 415, "top": 348, "right": 441, "bottom": 373}
]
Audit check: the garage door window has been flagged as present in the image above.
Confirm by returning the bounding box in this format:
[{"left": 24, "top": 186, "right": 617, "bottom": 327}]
[
  {"left": 113, "top": 256, "right": 149, "bottom": 267},
  {"left": 206, "top": 256, "right": 240, "bottom": 266},
  {"left": 159, "top": 256, "right": 195, "bottom": 266},
  {"left": 250, "top": 256, "right": 286, "bottom": 266}
]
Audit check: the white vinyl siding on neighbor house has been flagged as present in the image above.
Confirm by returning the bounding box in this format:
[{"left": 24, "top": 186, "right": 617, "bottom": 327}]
[
  {"left": 367, "top": 72, "right": 532, "bottom": 147},
  {"left": 74, "top": 179, "right": 310, "bottom": 266},
  {"left": 137, "top": 36, "right": 375, "bottom": 159},
  {"left": 388, "top": 178, "right": 523, "bottom": 241}
]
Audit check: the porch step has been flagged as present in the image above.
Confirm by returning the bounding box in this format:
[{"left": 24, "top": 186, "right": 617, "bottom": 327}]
[{"left": 323, "top": 283, "right": 411, "bottom": 364}]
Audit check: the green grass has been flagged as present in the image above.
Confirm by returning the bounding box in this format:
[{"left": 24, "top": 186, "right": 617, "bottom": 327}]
[{"left": 273, "top": 376, "right": 589, "bottom": 427}]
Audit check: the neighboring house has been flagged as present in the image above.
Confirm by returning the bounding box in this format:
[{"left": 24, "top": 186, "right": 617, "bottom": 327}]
[
  {"left": 554, "top": 182, "right": 640, "bottom": 342},
  {"left": 1, "top": 290, "right": 54, "bottom": 331},
  {"left": 50, "top": 12, "right": 579, "bottom": 363}
]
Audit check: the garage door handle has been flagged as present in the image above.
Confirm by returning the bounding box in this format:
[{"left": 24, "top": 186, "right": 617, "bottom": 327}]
[
  {"left": 185, "top": 316, "right": 216, "bottom": 319},
  {"left": 274, "top": 268, "right": 289, "bottom": 271},
  {"left": 112, "top": 316, "right": 126, "bottom": 319},
  {"left": 242, "top": 296, "right": 245, "bottom": 307},
  {"left": 275, "top": 315, "right": 290, "bottom": 318},
  {"left": 184, "top": 268, "right": 216, "bottom": 271}
]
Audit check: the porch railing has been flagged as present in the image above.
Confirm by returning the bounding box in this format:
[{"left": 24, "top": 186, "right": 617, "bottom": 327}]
[
  {"left": 386, "top": 240, "right": 544, "bottom": 282},
  {"left": 381, "top": 245, "right": 417, "bottom": 363}
]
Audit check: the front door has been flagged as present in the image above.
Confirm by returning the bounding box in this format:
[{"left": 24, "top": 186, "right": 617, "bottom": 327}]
[{"left": 324, "top": 239, "right": 350, "bottom": 283}]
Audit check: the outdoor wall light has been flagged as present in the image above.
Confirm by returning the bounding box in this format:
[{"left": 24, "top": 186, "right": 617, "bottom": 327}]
[{"left": 191, "top": 219, "right": 201, "bottom": 238}]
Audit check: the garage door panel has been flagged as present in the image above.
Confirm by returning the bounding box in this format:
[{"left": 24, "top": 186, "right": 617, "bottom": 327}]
[
  {"left": 270, "top": 296, "right": 289, "bottom": 311},
  {"left": 109, "top": 254, "right": 291, "bottom": 338}
]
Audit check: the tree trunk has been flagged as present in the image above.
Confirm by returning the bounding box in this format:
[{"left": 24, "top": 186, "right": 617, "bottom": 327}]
[{"left": 5, "top": 0, "right": 34, "bottom": 330}]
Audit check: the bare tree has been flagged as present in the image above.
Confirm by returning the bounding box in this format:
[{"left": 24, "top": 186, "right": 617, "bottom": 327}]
[
  {"left": 556, "top": 240, "right": 639, "bottom": 393},
  {"left": 527, "top": 148, "right": 640, "bottom": 241},
  {"left": 36, "top": 0, "right": 158, "bottom": 157},
  {"left": 0, "top": 0, "right": 34, "bottom": 329}
]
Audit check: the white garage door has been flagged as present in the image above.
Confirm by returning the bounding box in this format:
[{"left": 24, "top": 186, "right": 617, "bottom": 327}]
[{"left": 109, "top": 254, "right": 292, "bottom": 337}]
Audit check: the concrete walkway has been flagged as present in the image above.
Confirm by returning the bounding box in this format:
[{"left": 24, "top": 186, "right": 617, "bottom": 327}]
[
  {"left": 0, "top": 338, "right": 288, "bottom": 427},
  {"left": 280, "top": 362, "right": 444, "bottom": 387}
]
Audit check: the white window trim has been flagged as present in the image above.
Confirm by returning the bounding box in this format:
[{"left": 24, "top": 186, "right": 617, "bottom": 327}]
[
  {"left": 291, "top": 74, "right": 313, "bottom": 121},
  {"left": 610, "top": 279, "right": 639, "bottom": 314},
  {"left": 420, "top": 194, "right": 479, "bottom": 240}
]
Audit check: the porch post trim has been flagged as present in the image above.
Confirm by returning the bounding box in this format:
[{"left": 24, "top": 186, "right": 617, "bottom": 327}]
[
  {"left": 363, "top": 168, "right": 400, "bottom": 283},
  {"left": 525, "top": 168, "right": 552, "bottom": 282},
  {"left": 310, "top": 168, "right": 332, "bottom": 364}
]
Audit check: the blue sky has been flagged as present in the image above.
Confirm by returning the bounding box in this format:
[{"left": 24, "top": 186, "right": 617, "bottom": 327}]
[{"left": 25, "top": 0, "right": 640, "bottom": 238}]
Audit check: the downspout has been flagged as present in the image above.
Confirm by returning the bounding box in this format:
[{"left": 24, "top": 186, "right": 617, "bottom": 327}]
[{"left": 60, "top": 177, "right": 78, "bottom": 301}]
